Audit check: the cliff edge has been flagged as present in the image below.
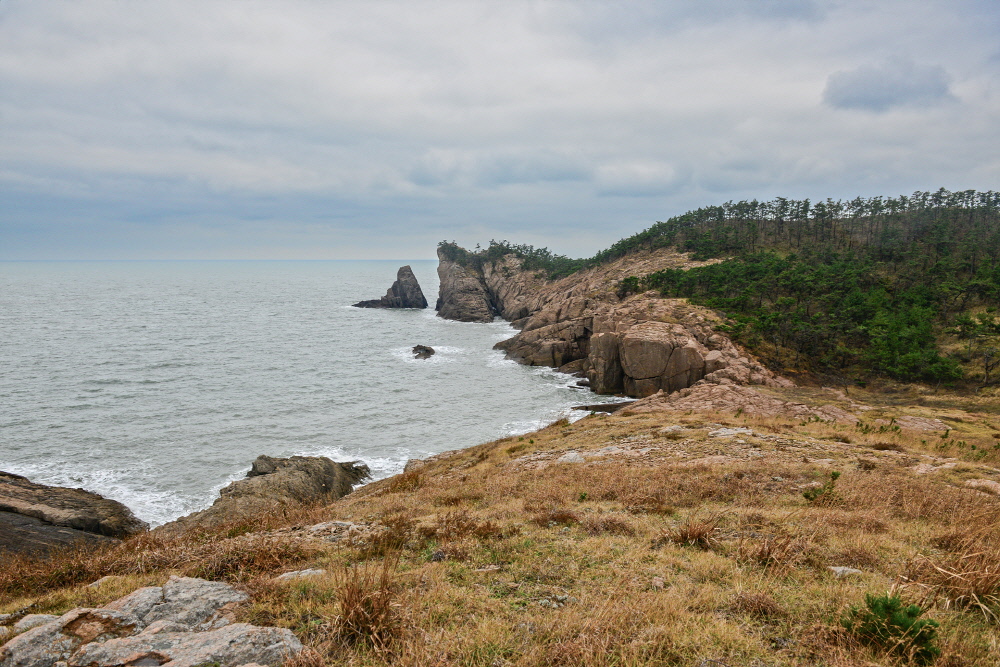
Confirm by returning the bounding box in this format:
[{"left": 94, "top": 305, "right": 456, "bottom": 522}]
[{"left": 435, "top": 245, "right": 791, "bottom": 399}]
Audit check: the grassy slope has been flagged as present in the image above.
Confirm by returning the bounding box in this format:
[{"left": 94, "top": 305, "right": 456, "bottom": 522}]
[{"left": 3, "top": 398, "right": 1000, "bottom": 666}]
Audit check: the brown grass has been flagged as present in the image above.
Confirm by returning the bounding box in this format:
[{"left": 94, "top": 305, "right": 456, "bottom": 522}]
[
  {"left": 581, "top": 514, "right": 636, "bottom": 536},
  {"left": 329, "top": 556, "right": 401, "bottom": 653},
  {"left": 663, "top": 512, "right": 722, "bottom": 550}
]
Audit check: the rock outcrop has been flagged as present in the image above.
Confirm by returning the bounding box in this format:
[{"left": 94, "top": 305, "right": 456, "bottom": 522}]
[
  {"left": 0, "top": 576, "right": 302, "bottom": 666},
  {"left": 0, "top": 472, "right": 148, "bottom": 557},
  {"left": 435, "top": 248, "right": 497, "bottom": 322},
  {"left": 157, "top": 455, "right": 370, "bottom": 536},
  {"left": 435, "top": 245, "right": 791, "bottom": 399},
  {"left": 353, "top": 265, "right": 428, "bottom": 309},
  {"left": 413, "top": 345, "right": 435, "bottom": 359}
]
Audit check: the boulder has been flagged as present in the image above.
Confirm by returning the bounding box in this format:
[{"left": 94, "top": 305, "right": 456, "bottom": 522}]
[
  {"left": 67, "top": 623, "right": 301, "bottom": 667},
  {"left": 353, "top": 265, "right": 428, "bottom": 309},
  {"left": 156, "top": 455, "right": 369, "bottom": 535},
  {"left": 412, "top": 345, "right": 435, "bottom": 359},
  {"left": 0, "top": 472, "right": 147, "bottom": 557},
  {"left": 0, "top": 577, "right": 301, "bottom": 667}
]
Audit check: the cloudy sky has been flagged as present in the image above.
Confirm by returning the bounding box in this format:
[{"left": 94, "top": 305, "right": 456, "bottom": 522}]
[{"left": 2, "top": 1, "right": 998, "bottom": 260}]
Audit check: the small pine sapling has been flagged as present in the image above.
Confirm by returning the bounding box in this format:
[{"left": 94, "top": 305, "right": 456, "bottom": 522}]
[{"left": 841, "top": 593, "right": 940, "bottom": 665}]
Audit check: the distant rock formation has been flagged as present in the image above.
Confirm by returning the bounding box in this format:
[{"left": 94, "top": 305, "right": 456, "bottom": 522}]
[
  {"left": 353, "top": 265, "right": 428, "bottom": 309},
  {"left": 435, "top": 245, "right": 792, "bottom": 399},
  {"left": 156, "top": 455, "right": 370, "bottom": 536},
  {"left": 413, "top": 345, "right": 435, "bottom": 359},
  {"left": 0, "top": 471, "right": 148, "bottom": 556}
]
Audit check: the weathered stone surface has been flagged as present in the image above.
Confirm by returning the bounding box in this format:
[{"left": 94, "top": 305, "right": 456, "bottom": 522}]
[
  {"left": 0, "top": 578, "right": 302, "bottom": 667},
  {"left": 103, "top": 587, "right": 163, "bottom": 620},
  {"left": 66, "top": 623, "right": 301, "bottom": 667},
  {"left": 12, "top": 615, "right": 59, "bottom": 633},
  {"left": 141, "top": 577, "right": 246, "bottom": 631},
  {"left": 435, "top": 248, "right": 496, "bottom": 323},
  {"left": 274, "top": 568, "right": 326, "bottom": 581},
  {"left": 353, "top": 265, "right": 428, "bottom": 309},
  {"left": 157, "top": 455, "right": 369, "bottom": 535},
  {"left": 0, "top": 472, "right": 147, "bottom": 556},
  {"left": 965, "top": 478, "right": 1000, "bottom": 495},
  {"left": 0, "top": 609, "right": 140, "bottom": 667},
  {"left": 0, "top": 511, "right": 117, "bottom": 557}
]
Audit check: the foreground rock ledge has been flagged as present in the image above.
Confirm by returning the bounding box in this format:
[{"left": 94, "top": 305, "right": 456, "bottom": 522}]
[
  {"left": 353, "top": 264, "right": 428, "bottom": 309},
  {"left": 157, "top": 455, "right": 370, "bottom": 536},
  {"left": 0, "top": 576, "right": 302, "bottom": 667},
  {"left": 0, "top": 472, "right": 148, "bottom": 557}
]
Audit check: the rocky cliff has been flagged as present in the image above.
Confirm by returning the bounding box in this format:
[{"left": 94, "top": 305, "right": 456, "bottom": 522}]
[
  {"left": 435, "top": 247, "right": 791, "bottom": 398},
  {"left": 353, "top": 265, "right": 428, "bottom": 309},
  {"left": 157, "top": 455, "right": 370, "bottom": 536},
  {"left": 0, "top": 472, "right": 148, "bottom": 556}
]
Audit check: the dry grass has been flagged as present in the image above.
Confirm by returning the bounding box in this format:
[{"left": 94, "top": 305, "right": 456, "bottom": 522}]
[
  {"left": 901, "top": 515, "right": 1000, "bottom": 622},
  {"left": 662, "top": 512, "right": 722, "bottom": 550},
  {"left": 7, "top": 402, "right": 1000, "bottom": 666}
]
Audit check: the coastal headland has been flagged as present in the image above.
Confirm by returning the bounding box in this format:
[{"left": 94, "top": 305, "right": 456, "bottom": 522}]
[{"left": 5, "top": 194, "right": 1000, "bottom": 665}]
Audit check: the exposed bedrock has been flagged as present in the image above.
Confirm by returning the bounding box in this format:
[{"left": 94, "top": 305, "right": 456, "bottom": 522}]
[
  {"left": 0, "top": 471, "right": 148, "bottom": 556},
  {"left": 157, "top": 455, "right": 370, "bottom": 536},
  {"left": 434, "top": 250, "right": 496, "bottom": 322},
  {"left": 435, "top": 246, "right": 791, "bottom": 398},
  {"left": 353, "top": 265, "right": 428, "bottom": 309}
]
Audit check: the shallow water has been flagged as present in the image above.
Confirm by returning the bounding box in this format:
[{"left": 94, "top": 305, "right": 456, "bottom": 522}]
[{"left": 0, "top": 260, "right": 615, "bottom": 525}]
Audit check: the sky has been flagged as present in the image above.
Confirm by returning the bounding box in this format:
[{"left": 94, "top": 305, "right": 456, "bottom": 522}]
[{"left": 1, "top": 1, "right": 999, "bottom": 260}]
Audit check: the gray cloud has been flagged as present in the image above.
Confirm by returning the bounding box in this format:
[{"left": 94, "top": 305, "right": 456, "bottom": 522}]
[
  {"left": 823, "top": 59, "right": 953, "bottom": 112},
  {"left": 0, "top": 1, "right": 998, "bottom": 259}
]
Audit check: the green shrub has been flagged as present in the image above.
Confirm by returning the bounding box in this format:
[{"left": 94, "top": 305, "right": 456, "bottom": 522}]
[
  {"left": 803, "top": 470, "right": 840, "bottom": 503},
  {"left": 841, "top": 593, "right": 940, "bottom": 665}
]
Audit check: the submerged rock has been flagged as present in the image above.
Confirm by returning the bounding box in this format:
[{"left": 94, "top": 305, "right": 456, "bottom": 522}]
[
  {"left": 0, "top": 471, "right": 148, "bottom": 557},
  {"left": 157, "top": 455, "right": 370, "bottom": 535},
  {"left": 353, "top": 265, "right": 428, "bottom": 309}
]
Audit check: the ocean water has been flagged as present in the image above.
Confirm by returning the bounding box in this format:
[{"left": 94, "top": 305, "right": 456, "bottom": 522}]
[{"left": 0, "top": 260, "right": 615, "bottom": 526}]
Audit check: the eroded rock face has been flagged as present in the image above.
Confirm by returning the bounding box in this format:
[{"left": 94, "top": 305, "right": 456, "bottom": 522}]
[
  {"left": 0, "top": 472, "right": 148, "bottom": 557},
  {"left": 353, "top": 265, "right": 428, "bottom": 309},
  {"left": 0, "top": 577, "right": 301, "bottom": 667},
  {"left": 435, "top": 245, "right": 792, "bottom": 399},
  {"left": 435, "top": 249, "right": 496, "bottom": 323},
  {"left": 157, "top": 455, "right": 370, "bottom": 536}
]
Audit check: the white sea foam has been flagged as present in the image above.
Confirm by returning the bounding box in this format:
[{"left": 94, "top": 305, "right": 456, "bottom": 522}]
[{"left": 0, "top": 260, "right": 618, "bottom": 525}]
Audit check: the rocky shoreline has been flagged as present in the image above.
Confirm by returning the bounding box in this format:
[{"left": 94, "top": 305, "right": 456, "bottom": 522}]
[
  {"left": 434, "top": 245, "right": 790, "bottom": 399},
  {"left": 0, "top": 456, "right": 369, "bottom": 559}
]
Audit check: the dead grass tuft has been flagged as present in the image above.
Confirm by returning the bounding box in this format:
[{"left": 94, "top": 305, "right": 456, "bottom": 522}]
[
  {"left": 387, "top": 470, "right": 423, "bottom": 493},
  {"left": 662, "top": 513, "right": 722, "bottom": 550},
  {"left": 737, "top": 532, "right": 809, "bottom": 568},
  {"left": 728, "top": 591, "right": 786, "bottom": 618},
  {"left": 531, "top": 508, "right": 581, "bottom": 528},
  {"left": 330, "top": 556, "right": 401, "bottom": 654},
  {"left": 581, "top": 514, "right": 636, "bottom": 536},
  {"left": 418, "top": 510, "right": 518, "bottom": 543}
]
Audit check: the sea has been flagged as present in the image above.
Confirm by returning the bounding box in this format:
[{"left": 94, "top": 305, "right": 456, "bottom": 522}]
[{"left": 0, "top": 260, "right": 617, "bottom": 526}]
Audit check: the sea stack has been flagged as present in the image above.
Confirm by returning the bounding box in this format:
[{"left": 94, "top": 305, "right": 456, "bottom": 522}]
[{"left": 353, "top": 265, "right": 428, "bottom": 309}]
